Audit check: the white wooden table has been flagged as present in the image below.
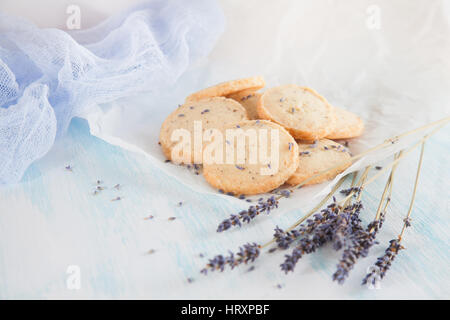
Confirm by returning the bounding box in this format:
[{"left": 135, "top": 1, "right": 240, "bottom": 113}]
[{"left": 0, "top": 117, "right": 448, "bottom": 299}]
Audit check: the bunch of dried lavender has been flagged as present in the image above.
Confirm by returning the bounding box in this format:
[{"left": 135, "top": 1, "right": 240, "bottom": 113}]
[
  {"left": 202, "top": 120, "right": 446, "bottom": 288},
  {"left": 279, "top": 200, "right": 369, "bottom": 274},
  {"left": 332, "top": 212, "right": 383, "bottom": 283}
]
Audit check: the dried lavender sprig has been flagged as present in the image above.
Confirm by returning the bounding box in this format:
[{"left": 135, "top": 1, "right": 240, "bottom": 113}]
[
  {"left": 398, "top": 142, "right": 425, "bottom": 241},
  {"left": 361, "top": 239, "right": 404, "bottom": 285},
  {"left": 273, "top": 226, "right": 301, "bottom": 250},
  {"left": 339, "top": 187, "right": 361, "bottom": 197},
  {"left": 200, "top": 243, "right": 260, "bottom": 274},
  {"left": 216, "top": 196, "right": 279, "bottom": 232},
  {"left": 362, "top": 142, "right": 425, "bottom": 286}
]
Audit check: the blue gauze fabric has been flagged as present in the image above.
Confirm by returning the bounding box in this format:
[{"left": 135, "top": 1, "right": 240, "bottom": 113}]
[{"left": 0, "top": 0, "right": 225, "bottom": 184}]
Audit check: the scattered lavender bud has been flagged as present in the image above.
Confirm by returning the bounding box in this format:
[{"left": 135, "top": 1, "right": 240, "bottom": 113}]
[
  {"left": 280, "top": 190, "right": 291, "bottom": 198},
  {"left": 310, "top": 140, "right": 318, "bottom": 148},
  {"left": 403, "top": 217, "right": 412, "bottom": 227},
  {"left": 288, "top": 142, "right": 293, "bottom": 151}
]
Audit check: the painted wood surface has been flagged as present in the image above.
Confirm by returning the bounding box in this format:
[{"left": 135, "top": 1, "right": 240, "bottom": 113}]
[{"left": 0, "top": 118, "right": 449, "bottom": 299}]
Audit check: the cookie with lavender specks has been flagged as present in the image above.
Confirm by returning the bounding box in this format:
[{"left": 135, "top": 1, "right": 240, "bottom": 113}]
[
  {"left": 286, "top": 139, "right": 351, "bottom": 186},
  {"left": 326, "top": 106, "right": 364, "bottom": 139},
  {"left": 257, "top": 85, "right": 335, "bottom": 141},
  {"left": 185, "top": 76, "right": 265, "bottom": 102},
  {"left": 159, "top": 97, "right": 248, "bottom": 164},
  {"left": 203, "top": 120, "right": 299, "bottom": 195},
  {"left": 227, "top": 89, "right": 262, "bottom": 120}
]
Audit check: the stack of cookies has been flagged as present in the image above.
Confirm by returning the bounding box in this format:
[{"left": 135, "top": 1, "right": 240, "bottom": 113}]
[{"left": 159, "top": 77, "right": 364, "bottom": 195}]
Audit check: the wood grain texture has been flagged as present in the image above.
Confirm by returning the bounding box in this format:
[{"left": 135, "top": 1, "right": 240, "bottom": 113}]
[{"left": 0, "top": 118, "right": 448, "bottom": 299}]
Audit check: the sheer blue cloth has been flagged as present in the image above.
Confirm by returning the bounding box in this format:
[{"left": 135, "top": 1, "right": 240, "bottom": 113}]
[{"left": 0, "top": 0, "right": 224, "bottom": 184}]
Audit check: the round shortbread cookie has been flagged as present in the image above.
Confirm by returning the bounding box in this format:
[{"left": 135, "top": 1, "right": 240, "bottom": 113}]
[
  {"left": 203, "top": 120, "right": 299, "bottom": 195},
  {"left": 257, "top": 85, "right": 335, "bottom": 141},
  {"left": 326, "top": 106, "right": 364, "bottom": 139},
  {"left": 185, "top": 76, "right": 265, "bottom": 102},
  {"left": 227, "top": 89, "right": 262, "bottom": 120},
  {"left": 159, "top": 97, "right": 248, "bottom": 164},
  {"left": 286, "top": 139, "right": 351, "bottom": 186}
]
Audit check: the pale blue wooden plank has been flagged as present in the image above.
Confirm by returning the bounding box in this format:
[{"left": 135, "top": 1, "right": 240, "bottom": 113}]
[{"left": 0, "top": 118, "right": 448, "bottom": 299}]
